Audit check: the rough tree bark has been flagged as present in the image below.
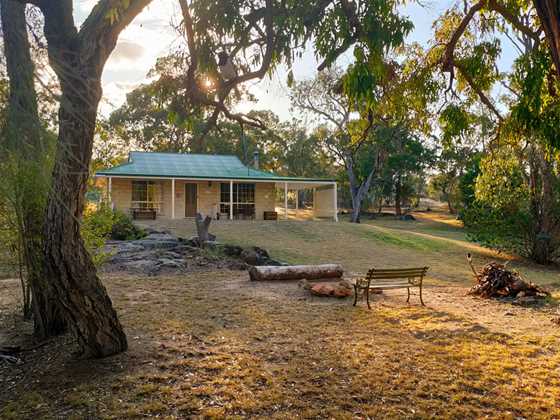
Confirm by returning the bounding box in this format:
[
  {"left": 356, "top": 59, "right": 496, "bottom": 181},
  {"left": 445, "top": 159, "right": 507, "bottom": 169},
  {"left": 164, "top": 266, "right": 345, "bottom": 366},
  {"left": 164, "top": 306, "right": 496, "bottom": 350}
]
[
  {"left": 347, "top": 155, "right": 377, "bottom": 223},
  {"left": 531, "top": 152, "right": 557, "bottom": 264},
  {"left": 534, "top": 0, "right": 560, "bottom": 79},
  {"left": 195, "top": 213, "right": 212, "bottom": 247},
  {"left": 0, "top": 0, "right": 66, "bottom": 338},
  {"left": 19, "top": 0, "right": 153, "bottom": 357},
  {"left": 394, "top": 174, "right": 402, "bottom": 216}
]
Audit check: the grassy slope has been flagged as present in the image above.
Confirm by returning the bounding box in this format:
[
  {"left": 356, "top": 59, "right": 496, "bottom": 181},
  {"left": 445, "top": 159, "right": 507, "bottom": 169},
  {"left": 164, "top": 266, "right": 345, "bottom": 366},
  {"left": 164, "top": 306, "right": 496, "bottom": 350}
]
[{"left": 151, "top": 211, "right": 560, "bottom": 287}]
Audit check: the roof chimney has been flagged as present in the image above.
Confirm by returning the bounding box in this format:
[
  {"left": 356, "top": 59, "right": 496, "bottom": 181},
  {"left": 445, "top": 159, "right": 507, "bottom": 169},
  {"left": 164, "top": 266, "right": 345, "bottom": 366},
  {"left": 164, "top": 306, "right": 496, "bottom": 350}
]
[{"left": 253, "top": 150, "right": 259, "bottom": 170}]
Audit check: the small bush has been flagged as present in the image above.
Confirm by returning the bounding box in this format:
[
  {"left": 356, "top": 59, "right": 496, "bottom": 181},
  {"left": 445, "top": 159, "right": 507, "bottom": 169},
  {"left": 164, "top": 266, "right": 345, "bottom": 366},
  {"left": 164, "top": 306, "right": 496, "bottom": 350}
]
[
  {"left": 111, "top": 210, "right": 145, "bottom": 240},
  {"left": 81, "top": 206, "right": 145, "bottom": 265},
  {"left": 461, "top": 203, "right": 533, "bottom": 257}
]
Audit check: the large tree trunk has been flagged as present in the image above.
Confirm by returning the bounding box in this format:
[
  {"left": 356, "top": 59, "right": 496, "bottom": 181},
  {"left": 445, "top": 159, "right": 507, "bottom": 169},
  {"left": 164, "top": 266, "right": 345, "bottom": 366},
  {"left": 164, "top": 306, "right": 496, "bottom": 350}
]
[
  {"left": 33, "top": 1, "right": 160, "bottom": 357},
  {"left": 347, "top": 156, "right": 376, "bottom": 223},
  {"left": 531, "top": 153, "right": 557, "bottom": 264},
  {"left": 42, "top": 74, "right": 128, "bottom": 357},
  {"left": 394, "top": 175, "right": 402, "bottom": 216},
  {"left": 0, "top": 0, "right": 66, "bottom": 338},
  {"left": 533, "top": 0, "right": 560, "bottom": 80}
]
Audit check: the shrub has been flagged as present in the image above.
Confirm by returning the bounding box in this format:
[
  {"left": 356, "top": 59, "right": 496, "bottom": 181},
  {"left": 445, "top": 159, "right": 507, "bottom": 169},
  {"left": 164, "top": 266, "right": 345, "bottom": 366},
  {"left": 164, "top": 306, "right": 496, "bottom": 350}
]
[
  {"left": 110, "top": 210, "right": 145, "bottom": 240},
  {"left": 81, "top": 206, "right": 145, "bottom": 265},
  {"left": 82, "top": 205, "right": 115, "bottom": 266},
  {"left": 462, "top": 203, "right": 534, "bottom": 257}
]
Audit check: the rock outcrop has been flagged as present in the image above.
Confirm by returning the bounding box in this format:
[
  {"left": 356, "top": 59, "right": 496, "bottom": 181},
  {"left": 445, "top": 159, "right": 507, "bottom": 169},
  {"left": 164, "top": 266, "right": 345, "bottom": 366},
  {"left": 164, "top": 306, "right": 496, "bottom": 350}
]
[{"left": 101, "top": 228, "right": 282, "bottom": 276}]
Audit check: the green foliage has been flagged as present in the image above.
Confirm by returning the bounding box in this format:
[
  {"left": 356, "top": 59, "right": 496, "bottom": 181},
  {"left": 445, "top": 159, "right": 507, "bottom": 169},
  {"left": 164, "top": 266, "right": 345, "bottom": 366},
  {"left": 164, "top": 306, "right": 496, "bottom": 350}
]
[
  {"left": 81, "top": 205, "right": 115, "bottom": 266},
  {"left": 458, "top": 153, "right": 481, "bottom": 209},
  {"left": 81, "top": 206, "right": 145, "bottom": 266},
  {"left": 510, "top": 48, "right": 560, "bottom": 148},
  {"left": 462, "top": 203, "right": 533, "bottom": 255},
  {"left": 110, "top": 210, "right": 145, "bottom": 241},
  {"left": 475, "top": 147, "right": 528, "bottom": 208}
]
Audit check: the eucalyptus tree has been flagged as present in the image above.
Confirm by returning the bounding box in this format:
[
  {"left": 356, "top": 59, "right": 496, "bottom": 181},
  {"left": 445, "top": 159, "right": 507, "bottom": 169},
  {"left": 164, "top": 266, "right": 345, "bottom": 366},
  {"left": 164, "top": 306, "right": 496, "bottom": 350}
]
[
  {"left": 175, "top": 0, "right": 412, "bottom": 141},
  {"left": 0, "top": 0, "right": 415, "bottom": 357},
  {"left": 289, "top": 67, "right": 384, "bottom": 223},
  {"left": 431, "top": 1, "right": 560, "bottom": 263},
  {"left": 3, "top": 0, "right": 155, "bottom": 358},
  {"left": 0, "top": 0, "right": 65, "bottom": 337},
  {"left": 290, "top": 44, "right": 439, "bottom": 222},
  {"left": 380, "top": 125, "right": 433, "bottom": 216}
]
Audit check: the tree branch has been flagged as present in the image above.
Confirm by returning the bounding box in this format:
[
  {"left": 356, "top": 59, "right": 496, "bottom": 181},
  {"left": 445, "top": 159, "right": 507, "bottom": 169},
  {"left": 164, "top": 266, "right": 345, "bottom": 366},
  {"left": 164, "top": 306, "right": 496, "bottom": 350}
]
[
  {"left": 442, "top": 0, "right": 485, "bottom": 73},
  {"left": 455, "top": 61, "right": 503, "bottom": 121},
  {"left": 78, "top": 0, "right": 153, "bottom": 70}
]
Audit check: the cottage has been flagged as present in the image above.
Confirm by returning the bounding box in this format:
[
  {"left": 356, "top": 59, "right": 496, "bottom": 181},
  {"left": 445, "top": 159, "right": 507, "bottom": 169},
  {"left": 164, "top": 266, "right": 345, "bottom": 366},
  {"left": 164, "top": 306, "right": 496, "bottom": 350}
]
[{"left": 95, "top": 152, "right": 338, "bottom": 221}]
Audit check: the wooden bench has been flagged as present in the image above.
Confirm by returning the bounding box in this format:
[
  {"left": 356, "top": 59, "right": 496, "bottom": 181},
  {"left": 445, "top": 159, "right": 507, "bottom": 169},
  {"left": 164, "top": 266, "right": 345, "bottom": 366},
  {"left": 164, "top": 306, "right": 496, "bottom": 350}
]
[
  {"left": 132, "top": 208, "right": 157, "bottom": 220},
  {"left": 263, "top": 211, "right": 278, "bottom": 220},
  {"left": 352, "top": 267, "right": 429, "bottom": 309}
]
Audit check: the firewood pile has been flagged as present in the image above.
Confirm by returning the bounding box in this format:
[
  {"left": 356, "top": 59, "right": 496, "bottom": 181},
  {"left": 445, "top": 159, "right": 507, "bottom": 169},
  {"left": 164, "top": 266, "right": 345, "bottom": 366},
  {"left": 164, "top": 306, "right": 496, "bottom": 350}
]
[{"left": 467, "top": 253, "right": 550, "bottom": 299}]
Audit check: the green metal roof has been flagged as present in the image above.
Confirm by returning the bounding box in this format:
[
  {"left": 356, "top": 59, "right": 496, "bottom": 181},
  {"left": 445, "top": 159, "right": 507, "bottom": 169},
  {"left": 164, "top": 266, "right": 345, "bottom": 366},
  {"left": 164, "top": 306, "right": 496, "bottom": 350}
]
[{"left": 95, "top": 152, "right": 335, "bottom": 183}]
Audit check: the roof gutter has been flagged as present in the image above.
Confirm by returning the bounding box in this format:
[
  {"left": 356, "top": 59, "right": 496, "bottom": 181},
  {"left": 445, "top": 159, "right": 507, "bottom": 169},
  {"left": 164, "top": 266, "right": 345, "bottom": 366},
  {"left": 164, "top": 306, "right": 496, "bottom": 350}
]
[{"left": 94, "top": 173, "right": 336, "bottom": 184}]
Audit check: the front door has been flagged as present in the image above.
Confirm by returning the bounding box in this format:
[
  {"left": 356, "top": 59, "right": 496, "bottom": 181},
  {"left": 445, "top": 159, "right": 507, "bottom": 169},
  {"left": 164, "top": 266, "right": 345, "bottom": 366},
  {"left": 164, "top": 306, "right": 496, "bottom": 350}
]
[{"left": 185, "top": 183, "right": 197, "bottom": 217}]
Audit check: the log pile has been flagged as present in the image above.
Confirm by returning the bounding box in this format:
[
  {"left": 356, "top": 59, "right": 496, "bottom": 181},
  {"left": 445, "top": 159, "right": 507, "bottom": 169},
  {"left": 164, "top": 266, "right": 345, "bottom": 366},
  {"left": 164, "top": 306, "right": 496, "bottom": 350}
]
[{"left": 467, "top": 254, "right": 550, "bottom": 299}]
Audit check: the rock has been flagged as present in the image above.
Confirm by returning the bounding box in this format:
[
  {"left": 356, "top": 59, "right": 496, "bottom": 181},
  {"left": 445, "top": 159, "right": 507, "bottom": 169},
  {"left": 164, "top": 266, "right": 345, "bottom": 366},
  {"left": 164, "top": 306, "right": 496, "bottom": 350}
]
[
  {"left": 309, "top": 281, "right": 353, "bottom": 298},
  {"left": 161, "top": 251, "right": 183, "bottom": 259},
  {"left": 504, "top": 311, "right": 515, "bottom": 316},
  {"left": 143, "top": 232, "right": 177, "bottom": 241},
  {"left": 188, "top": 234, "right": 217, "bottom": 247},
  {"left": 109, "top": 250, "right": 154, "bottom": 263},
  {"left": 222, "top": 244, "right": 244, "bottom": 257},
  {"left": 241, "top": 249, "right": 258, "bottom": 265},
  {"left": 121, "top": 260, "right": 160, "bottom": 274},
  {"left": 131, "top": 239, "right": 180, "bottom": 250},
  {"left": 310, "top": 283, "right": 336, "bottom": 296},
  {"left": 158, "top": 258, "right": 184, "bottom": 268},
  {"left": 241, "top": 246, "right": 274, "bottom": 266}
]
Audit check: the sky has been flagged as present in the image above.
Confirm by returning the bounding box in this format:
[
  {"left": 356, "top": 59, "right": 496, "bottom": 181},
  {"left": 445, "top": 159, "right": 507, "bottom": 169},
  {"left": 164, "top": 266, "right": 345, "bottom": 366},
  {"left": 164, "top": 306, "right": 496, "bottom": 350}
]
[{"left": 73, "top": 0, "right": 517, "bottom": 120}]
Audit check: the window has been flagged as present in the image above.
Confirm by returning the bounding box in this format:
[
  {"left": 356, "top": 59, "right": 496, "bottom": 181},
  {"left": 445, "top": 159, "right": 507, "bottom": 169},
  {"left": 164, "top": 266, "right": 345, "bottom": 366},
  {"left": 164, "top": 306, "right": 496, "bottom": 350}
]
[
  {"left": 220, "top": 183, "right": 255, "bottom": 218},
  {"left": 131, "top": 181, "right": 160, "bottom": 210}
]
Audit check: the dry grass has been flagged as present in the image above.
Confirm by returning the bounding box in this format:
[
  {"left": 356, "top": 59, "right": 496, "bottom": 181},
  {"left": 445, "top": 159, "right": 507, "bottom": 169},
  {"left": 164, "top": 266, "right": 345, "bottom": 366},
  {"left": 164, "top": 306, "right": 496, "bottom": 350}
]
[
  {"left": 2, "top": 271, "right": 560, "bottom": 419},
  {"left": 140, "top": 210, "right": 560, "bottom": 288},
  {"left": 2, "top": 212, "right": 560, "bottom": 418}
]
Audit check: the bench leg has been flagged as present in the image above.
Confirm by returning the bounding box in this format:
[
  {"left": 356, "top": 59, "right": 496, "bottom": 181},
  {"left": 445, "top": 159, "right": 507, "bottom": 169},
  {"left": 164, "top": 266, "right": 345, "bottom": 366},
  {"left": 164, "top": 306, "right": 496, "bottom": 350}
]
[
  {"left": 353, "top": 285, "right": 358, "bottom": 306},
  {"left": 406, "top": 287, "right": 410, "bottom": 303},
  {"left": 419, "top": 284, "right": 425, "bottom": 306},
  {"left": 366, "top": 287, "right": 371, "bottom": 310}
]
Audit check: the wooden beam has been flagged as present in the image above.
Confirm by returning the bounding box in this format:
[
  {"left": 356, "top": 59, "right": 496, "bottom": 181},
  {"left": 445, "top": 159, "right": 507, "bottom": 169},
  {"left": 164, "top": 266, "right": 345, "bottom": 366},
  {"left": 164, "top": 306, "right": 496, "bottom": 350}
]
[
  {"left": 171, "top": 178, "right": 175, "bottom": 219},
  {"left": 284, "top": 182, "right": 288, "bottom": 220},
  {"left": 333, "top": 182, "right": 338, "bottom": 222},
  {"left": 229, "top": 180, "right": 234, "bottom": 220}
]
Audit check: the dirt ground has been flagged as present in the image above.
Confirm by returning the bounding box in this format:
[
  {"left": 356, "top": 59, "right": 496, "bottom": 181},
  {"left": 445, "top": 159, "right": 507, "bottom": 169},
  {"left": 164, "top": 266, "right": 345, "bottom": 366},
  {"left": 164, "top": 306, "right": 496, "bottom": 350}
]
[{"left": 2, "top": 269, "right": 560, "bottom": 419}]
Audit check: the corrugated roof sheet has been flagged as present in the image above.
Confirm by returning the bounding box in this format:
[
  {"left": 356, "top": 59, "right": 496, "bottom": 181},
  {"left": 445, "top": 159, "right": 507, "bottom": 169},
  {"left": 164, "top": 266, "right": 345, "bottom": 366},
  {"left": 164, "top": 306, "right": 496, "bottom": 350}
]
[{"left": 95, "top": 152, "right": 334, "bottom": 182}]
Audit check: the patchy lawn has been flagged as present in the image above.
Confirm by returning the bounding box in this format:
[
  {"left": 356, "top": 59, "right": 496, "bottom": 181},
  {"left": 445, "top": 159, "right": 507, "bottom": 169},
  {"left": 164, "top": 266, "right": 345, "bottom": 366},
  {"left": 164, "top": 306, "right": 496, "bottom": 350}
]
[
  {"left": 1, "top": 271, "right": 560, "bottom": 418},
  {"left": 140, "top": 211, "right": 560, "bottom": 287},
  {"left": 2, "top": 212, "right": 560, "bottom": 418}
]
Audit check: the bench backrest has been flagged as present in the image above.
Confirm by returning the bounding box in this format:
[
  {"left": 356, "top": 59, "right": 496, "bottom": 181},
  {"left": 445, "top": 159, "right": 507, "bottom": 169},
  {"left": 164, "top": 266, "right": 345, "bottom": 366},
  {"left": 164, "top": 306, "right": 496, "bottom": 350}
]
[{"left": 365, "top": 267, "right": 429, "bottom": 285}]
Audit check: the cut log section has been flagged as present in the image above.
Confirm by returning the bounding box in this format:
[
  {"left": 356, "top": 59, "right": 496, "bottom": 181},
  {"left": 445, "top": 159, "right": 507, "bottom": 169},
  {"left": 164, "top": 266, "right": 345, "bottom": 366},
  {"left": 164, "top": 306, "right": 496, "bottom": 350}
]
[{"left": 249, "top": 264, "right": 344, "bottom": 281}]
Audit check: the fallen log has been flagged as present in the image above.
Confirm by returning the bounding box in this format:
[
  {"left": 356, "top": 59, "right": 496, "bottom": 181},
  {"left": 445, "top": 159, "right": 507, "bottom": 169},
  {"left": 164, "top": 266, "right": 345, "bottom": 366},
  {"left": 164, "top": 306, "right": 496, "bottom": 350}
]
[{"left": 249, "top": 264, "right": 344, "bottom": 281}]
